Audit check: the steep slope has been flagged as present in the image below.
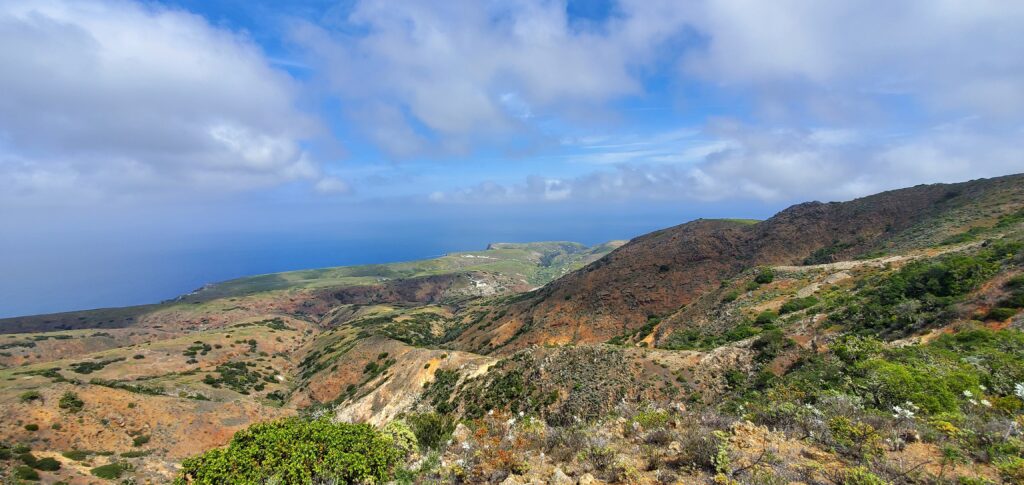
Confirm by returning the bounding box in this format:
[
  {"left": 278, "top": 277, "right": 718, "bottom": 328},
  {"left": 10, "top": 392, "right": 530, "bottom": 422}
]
[{"left": 454, "top": 174, "right": 1024, "bottom": 353}]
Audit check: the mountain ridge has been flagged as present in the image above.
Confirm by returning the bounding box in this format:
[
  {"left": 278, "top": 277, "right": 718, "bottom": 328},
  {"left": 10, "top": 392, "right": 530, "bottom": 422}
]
[{"left": 453, "top": 174, "right": 1024, "bottom": 353}]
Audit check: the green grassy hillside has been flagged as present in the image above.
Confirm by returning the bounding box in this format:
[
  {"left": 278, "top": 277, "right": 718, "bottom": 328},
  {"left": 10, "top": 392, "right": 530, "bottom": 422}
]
[{"left": 186, "top": 241, "right": 624, "bottom": 300}]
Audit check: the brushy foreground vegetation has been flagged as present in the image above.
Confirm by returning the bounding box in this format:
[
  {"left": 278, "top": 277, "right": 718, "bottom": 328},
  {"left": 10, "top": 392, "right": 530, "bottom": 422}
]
[
  {"left": 174, "top": 327, "right": 1024, "bottom": 484},
  {"left": 175, "top": 418, "right": 401, "bottom": 484}
]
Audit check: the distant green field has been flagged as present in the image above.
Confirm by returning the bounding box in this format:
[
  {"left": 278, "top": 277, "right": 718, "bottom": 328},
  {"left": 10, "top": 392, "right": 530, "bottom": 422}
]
[
  {"left": 188, "top": 241, "right": 624, "bottom": 300},
  {"left": 713, "top": 218, "right": 761, "bottom": 225},
  {"left": 0, "top": 240, "right": 624, "bottom": 334}
]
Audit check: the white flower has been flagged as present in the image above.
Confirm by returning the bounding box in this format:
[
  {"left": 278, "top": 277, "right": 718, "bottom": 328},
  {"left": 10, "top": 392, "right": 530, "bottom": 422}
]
[
  {"left": 969, "top": 399, "right": 979, "bottom": 406},
  {"left": 981, "top": 399, "right": 992, "bottom": 407},
  {"left": 487, "top": 409, "right": 494, "bottom": 416},
  {"left": 892, "top": 405, "right": 915, "bottom": 420},
  {"left": 1015, "top": 383, "right": 1024, "bottom": 399},
  {"left": 963, "top": 390, "right": 974, "bottom": 398},
  {"left": 507, "top": 418, "right": 516, "bottom": 426},
  {"left": 461, "top": 441, "right": 471, "bottom": 451},
  {"left": 804, "top": 403, "right": 823, "bottom": 416},
  {"left": 979, "top": 385, "right": 987, "bottom": 391}
]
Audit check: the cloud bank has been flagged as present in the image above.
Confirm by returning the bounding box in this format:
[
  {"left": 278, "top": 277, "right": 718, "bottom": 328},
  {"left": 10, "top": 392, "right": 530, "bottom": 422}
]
[
  {"left": 430, "top": 119, "right": 1024, "bottom": 204},
  {"left": 2, "top": 0, "right": 1022, "bottom": 207},
  {"left": 0, "top": 0, "right": 339, "bottom": 205}
]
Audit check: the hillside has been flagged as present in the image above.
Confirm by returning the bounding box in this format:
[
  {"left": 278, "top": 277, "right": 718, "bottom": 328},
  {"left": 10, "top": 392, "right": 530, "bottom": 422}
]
[
  {"left": 2, "top": 175, "right": 1024, "bottom": 484},
  {"left": 452, "top": 174, "right": 1024, "bottom": 353}
]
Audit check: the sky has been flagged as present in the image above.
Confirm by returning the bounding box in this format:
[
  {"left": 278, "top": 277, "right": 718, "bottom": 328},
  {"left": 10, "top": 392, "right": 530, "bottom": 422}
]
[{"left": 2, "top": 0, "right": 1024, "bottom": 317}]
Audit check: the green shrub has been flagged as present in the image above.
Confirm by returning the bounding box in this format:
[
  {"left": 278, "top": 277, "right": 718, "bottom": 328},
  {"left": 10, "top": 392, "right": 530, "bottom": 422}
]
[
  {"left": 14, "top": 466, "right": 39, "bottom": 481},
  {"left": 754, "top": 311, "right": 778, "bottom": 325},
  {"left": 120, "top": 450, "right": 151, "bottom": 458},
  {"left": 721, "top": 290, "right": 739, "bottom": 303},
  {"left": 58, "top": 391, "right": 84, "bottom": 412},
  {"left": 382, "top": 420, "right": 418, "bottom": 458},
  {"left": 33, "top": 457, "right": 61, "bottom": 471},
  {"left": 1006, "top": 275, "right": 1024, "bottom": 289},
  {"left": 633, "top": 409, "right": 669, "bottom": 429},
  {"left": 840, "top": 466, "right": 887, "bottom": 485},
  {"left": 19, "top": 390, "right": 42, "bottom": 402},
  {"left": 828, "top": 417, "right": 883, "bottom": 458},
  {"left": 175, "top": 417, "right": 400, "bottom": 484},
  {"left": 985, "top": 307, "right": 1018, "bottom": 321},
  {"left": 779, "top": 296, "right": 819, "bottom": 314},
  {"left": 804, "top": 242, "right": 854, "bottom": 265},
  {"left": 69, "top": 357, "right": 125, "bottom": 374},
  {"left": 405, "top": 412, "right": 455, "bottom": 451},
  {"left": 751, "top": 328, "right": 793, "bottom": 363},
  {"left": 754, "top": 268, "right": 775, "bottom": 284},
  {"left": 132, "top": 434, "right": 150, "bottom": 447},
  {"left": 19, "top": 452, "right": 38, "bottom": 467},
  {"left": 62, "top": 450, "right": 89, "bottom": 461},
  {"left": 24, "top": 424, "right": 39, "bottom": 431},
  {"left": 865, "top": 360, "right": 968, "bottom": 414},
  {"left": 91, "top": 462, "right": 128, "bottom": 480},
  {"left": 996, "top": 456, "right": 1024, "bottom": 484},
  {"left": 202, "top": 361, "right": 266, "bottom": 394},
  {"left": 1000, "top": 291, "right": 1024, "bottom": 308},
  {"left": 941, "top": 227, "right": 987, "bottom": 246},
  {"left": 661, "top": 324, "right": 758, "bottom": 351}
]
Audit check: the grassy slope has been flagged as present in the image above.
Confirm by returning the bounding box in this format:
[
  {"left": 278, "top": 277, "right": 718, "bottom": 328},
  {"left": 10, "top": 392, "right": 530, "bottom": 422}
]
[
  {"left": 180, "top": 241, "right": 624, "bottom": 300},
  {"left": 0, "top": 240, "right": 623, "bottom": 335}
]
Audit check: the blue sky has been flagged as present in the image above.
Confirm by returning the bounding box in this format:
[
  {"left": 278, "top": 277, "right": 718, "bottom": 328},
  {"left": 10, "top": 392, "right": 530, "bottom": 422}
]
[{"left": 1, "top": 0, "right": 1023, "bottom": 316}]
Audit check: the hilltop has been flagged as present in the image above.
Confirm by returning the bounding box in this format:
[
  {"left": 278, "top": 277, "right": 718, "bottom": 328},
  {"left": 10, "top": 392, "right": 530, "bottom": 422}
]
[{"left": 1, "top": 175, "right": 1024, "bottom": 484}]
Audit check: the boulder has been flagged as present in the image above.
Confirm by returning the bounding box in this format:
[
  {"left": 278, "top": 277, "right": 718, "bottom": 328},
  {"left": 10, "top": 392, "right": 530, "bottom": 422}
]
[{"left": 550, "top": 467, "right": 573, "bottom": 485}]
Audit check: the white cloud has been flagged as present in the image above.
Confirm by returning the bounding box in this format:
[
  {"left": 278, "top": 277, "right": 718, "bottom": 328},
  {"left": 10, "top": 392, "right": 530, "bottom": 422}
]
[
  {"left": 680, "top": 0, "right": 1024, "bottom": 119},
  {"left": 0, "top": 0, "right": 341, "bottom": 205},
  {"left": 296, "top": 0, "right": 1024, "bottom": 160},
  {"left": 430, "top": 120, "right": 1024, "bottom": 204},
  {"left": 313, "top": 176, "right": 351, "bottom": 194},
  {"left": 4, "top": 0, "right": 1022, "bottom": 206},
  {"left": 294, "top": 0, "right": 688, "bottom": 158}
]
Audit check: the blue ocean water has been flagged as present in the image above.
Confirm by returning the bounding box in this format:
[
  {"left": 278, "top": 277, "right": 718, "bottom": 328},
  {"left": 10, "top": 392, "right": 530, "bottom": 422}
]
[{"left": 0, "top": 200, "right": 776, "bottom": 318}]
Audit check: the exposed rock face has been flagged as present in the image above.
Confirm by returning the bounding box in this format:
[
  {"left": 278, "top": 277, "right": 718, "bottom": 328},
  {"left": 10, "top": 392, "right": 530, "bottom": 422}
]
[
  {"left": 332, "top": 338, "right": 496, "bottom": 426},
  {"left": 459, "top": 174, "right": 1024, "bottom": 353}
]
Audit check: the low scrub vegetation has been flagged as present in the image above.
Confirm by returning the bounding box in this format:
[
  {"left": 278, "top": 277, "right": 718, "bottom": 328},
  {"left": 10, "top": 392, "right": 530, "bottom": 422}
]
[
  {"left": 176, "top": 417, "right": 400, "bottom": 484},
  {"left": 829, "top": 242, "right": 1021, "bottom": 337}
]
